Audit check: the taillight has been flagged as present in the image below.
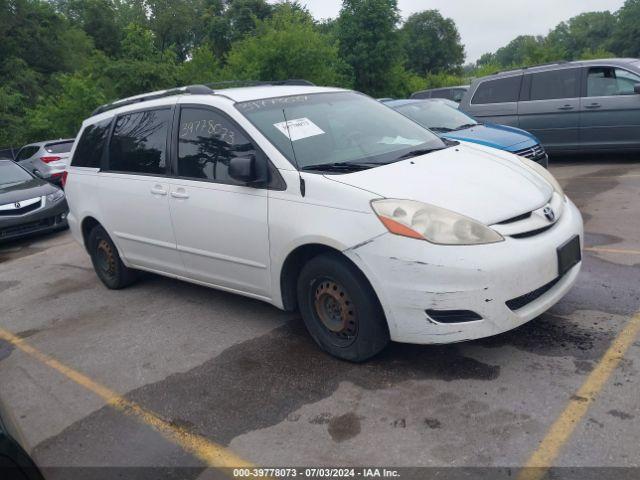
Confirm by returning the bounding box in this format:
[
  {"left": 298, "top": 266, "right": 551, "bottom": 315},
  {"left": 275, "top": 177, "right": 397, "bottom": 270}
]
[
  {"left": 40, "top": 156, "right": 62, "bottom": 163},
  {"left": 60, "top": 171, "right": 68, "bottom": 188}
]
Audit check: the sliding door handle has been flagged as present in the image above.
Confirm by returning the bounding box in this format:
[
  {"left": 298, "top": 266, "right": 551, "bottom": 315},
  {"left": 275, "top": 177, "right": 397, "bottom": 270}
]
[
  {"left": 557, "top": 105, "right": 574, "bottom": 111},
  {"left": 171, "top": 191, "right": 190, "bottom": 199},
  {"left": 584, "top": 103, "right": 601, "bottom": 109}
]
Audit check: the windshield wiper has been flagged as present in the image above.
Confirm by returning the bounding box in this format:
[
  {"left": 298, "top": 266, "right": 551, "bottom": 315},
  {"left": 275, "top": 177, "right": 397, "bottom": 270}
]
[
  {"left": 395, "top": 147, "right": 444, "bottom": 161},
  {"left": 452, "top": 123, "right": 479, "bottom": 131},
  {"left": 430, "top": 127, "right": 454, "bottom": 133},
  {"left": 300, "top": 161, "right": 377, "bottom": 172}
]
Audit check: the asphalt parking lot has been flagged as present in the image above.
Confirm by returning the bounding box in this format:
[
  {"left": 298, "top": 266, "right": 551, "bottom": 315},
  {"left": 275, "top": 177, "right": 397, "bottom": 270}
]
[{"left": 1, "top": 156, "right": 639, "bottom": 479}]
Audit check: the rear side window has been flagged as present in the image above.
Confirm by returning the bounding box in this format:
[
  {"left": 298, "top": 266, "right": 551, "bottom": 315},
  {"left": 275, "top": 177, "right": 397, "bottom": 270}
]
[
  {"left": 529, "top": 68, "right": 580, "bottom": 100},
  {"left": 45, "top": 141, "right": 74, "bottom": 154},
  {"left": 108, "top": 109, "right": 170, "bottom": 175},
  {"left": 177, "top": 107, "right": 256, "bottom": 185},
  {"left": 71, "top": 119, "right": 112, "bottom": 168},
  {"left": 15, "top": 146, "right": 39, "bottom": 161},
  {"left": 472, "top": 76, "right": 522, "bottom": 104}
]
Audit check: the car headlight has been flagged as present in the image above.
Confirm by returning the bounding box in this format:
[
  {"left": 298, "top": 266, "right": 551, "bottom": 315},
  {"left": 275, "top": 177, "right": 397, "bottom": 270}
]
[
  {"left": 46, "top": 189, "right": 65, "bottom": 203},
  {"left": 519, "top": 156, "right": 564, "bottom": 199},
  {"left": 371, "top": 199, "right": 504, "bottom": 245}
]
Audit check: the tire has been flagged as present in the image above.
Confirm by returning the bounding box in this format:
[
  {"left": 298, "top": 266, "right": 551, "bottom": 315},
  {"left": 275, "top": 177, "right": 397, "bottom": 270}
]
[
  {"left": 88, "top": 225, "right": 138, "bottom": 289},
  {"left": 297, "top": 252, "right": 390, "bottom": 362}
]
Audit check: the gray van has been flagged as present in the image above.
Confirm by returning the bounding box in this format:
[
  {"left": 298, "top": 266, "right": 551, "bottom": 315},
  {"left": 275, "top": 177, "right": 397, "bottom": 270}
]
[{"left": 460, "top": 58, "right": 640, "bottom": 153}]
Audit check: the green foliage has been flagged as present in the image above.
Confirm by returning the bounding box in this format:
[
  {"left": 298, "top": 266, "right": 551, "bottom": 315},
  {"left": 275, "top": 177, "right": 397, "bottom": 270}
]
[
  {"left": 337, "top": 0, "right": 403, "bottom": 97},
  {"left": 612, "top": 0, "right": 640, "bottom": 57},
  {"left": 225, "top": 4, "right": 351, "bottom": 87},
  {"left": 1, "top": 0, "right": 638, "bottom": 148},
  {"left": 23, "top": 74, "right": 107, "bottom": 143},
  {"left": 401, "top": 10, "right": 465, "bottom": 76}
]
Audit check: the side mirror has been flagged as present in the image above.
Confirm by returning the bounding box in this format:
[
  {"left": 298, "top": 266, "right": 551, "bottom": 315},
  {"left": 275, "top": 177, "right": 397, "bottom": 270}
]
[
  {"left": 634, "top": 83, "right": 640, "bottom": 94},
  {"left": 229, "top": 155, "right": 257, "bottom": 183}
]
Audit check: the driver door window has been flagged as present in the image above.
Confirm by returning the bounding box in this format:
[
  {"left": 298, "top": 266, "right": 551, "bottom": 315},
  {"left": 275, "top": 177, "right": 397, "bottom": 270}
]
[
  {"left": 177, "top": 107, "right": 256, "bottom": 185},
  {"left": 587, "top": 67, "right": 640, "bottom": 97}
]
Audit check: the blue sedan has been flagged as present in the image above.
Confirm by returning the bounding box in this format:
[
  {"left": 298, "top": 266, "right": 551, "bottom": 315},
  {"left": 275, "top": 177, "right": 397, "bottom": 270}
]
[{"left": 385, "top": 99, "right": 549, "bottom": 167}]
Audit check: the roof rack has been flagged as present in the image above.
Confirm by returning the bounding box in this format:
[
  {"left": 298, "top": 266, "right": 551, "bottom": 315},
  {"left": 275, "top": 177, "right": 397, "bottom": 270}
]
[
  {"left": 492, "top": 60, "right": 570, "bottom": 75},
  {"left": 90, "top": 79, "right": 316, "bottom": 117},
  {"left": 205, "top": 79, "right": 316, "bottom": 89}
]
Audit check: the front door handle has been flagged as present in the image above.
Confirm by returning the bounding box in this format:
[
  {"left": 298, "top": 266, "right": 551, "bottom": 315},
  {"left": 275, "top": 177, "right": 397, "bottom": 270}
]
[
  {"left": 171, "top": 189, "right": 189, "bottom": 199},
  {"left": 584, "top": 103, "right": 601, "bottom": 109},
  {"left": 557, "top": 105, "right": 574, "bottom": 111},
  {"left": 150, "top": 185, "right": 167, "bottom": 196}
]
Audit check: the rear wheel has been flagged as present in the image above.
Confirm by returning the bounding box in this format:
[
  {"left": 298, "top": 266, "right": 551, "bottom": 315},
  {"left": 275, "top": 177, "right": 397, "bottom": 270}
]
[
  {"left": 297, "top": 253, "right": 389, "bottom": 362},
  {"left": 88, "top": 225, "right": 138, "bottom": 289}
]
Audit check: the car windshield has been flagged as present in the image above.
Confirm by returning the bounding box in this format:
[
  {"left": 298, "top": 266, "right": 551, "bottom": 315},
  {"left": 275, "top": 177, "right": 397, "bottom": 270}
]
[
  {"left": 394, "top": 101, "right": 479, "bottom": 132},
  {"left": 236, "top": 92, "right": 446, "bottom": 171},
  {"left": 0, "top": 161, "right": 32, "bottom": 186}
]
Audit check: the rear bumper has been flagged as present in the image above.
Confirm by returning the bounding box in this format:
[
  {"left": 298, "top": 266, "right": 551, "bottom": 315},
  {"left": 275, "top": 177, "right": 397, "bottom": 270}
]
[
  {"left": 344, "top": 199, "right": 583, "bottom": 344},
  {"left": 0, "top": 199, "right": 68, "bottom": 242}
]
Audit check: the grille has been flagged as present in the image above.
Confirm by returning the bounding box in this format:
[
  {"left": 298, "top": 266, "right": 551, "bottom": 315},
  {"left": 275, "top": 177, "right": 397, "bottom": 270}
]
[
  {"left": 426, "top": 309, "right": 482, "bottom": 324},
  {"left": 510, "top": 224, "right": 554, "bottom": 239},
  {"left": 0, "top": 199, "right": 42, "bottom": 216},
  {"left": 505, "top": 277, "right": 561, "bottom": 311},
  {"left": 496, "top": 211, "right": 532, "bottom": 225},
  {"left": 0, "top": 217, "right": 54, "bottom": 239},
  {"left": 514, "top": 143, "right": 546, "bottom": 161}
]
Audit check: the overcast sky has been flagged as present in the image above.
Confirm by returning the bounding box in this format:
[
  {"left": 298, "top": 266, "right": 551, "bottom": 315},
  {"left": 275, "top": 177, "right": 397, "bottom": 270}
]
[{"left": 284, "top": 0, "right": 625, "bottom": 63}]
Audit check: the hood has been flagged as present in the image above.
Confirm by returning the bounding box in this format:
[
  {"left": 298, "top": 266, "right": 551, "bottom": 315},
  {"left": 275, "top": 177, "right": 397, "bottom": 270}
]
[
  {"left": 0, "top": 177, "right": 58, "bottom": 205},
  {"left": 442, "top": 124, "right": 538, "bottom": 151},
  {"left": 326, "top": 143, "right": 553, "bottom": 225}
]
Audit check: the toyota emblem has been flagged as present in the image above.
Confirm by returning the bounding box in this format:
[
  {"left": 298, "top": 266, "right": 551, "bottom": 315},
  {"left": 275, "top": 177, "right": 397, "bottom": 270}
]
[
  {"left": 543, "top": 206, "right": 555, "bottom": 222},
  {"left": 14, "top": 202, "right": 21, "bottom": 209}
]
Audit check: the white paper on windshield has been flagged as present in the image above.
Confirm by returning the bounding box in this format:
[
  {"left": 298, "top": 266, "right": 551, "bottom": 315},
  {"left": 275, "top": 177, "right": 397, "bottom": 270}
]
[
  {"left": 378, "top": 136, "right": 424, "bottom": 146},
  {"left": 273, "top": 117, "right": 325, "bottom": 141}
]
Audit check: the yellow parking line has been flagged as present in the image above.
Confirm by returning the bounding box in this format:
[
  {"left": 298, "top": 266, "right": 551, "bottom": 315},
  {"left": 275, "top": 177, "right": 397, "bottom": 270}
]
[
  {"left": 0, "top": 328, "right": 252, "bottom": 471},
  {"left": 585, "top": 246, "right": 640, "bottom": 256},
  {"left": 517, "top": 312, "right": 640, "bottom": 480}
]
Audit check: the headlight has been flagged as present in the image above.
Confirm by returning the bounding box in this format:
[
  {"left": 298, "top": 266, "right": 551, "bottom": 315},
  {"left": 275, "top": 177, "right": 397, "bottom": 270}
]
[
  {"left": 46, "top": 189, "right": 65, "bottom": 203},
  {"left": 371, "top": 199, "right": 504, "bottom": 245},
  {"left": 519, "top": 157, "right": 564, "bottom": 199}
]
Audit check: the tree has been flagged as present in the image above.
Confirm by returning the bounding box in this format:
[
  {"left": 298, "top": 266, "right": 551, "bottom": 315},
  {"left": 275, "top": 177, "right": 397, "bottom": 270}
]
[
  {"left": 612, "top": 0, "right": 640, "bottom": 57},
  {"left": 54, "top": 0, "right": 122, "bottom": 56},
  {"left": 337, "top": 0, "right": 402, "bottom": 96},
  {"left": 547, "top": 11, "right": 616, "bottom": 59},
  {"left": 401, "top": 10, "right": 464, "bottom": 75},
  {"left": 225, "top": 4, "right": 350, "bottom": 86}
]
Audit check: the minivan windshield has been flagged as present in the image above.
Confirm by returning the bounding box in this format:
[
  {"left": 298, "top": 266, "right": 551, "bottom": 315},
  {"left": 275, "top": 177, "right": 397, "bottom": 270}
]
[
  {"left": 393, "top": 101, "right": 479, "bottom": 133},
  {"left": 0, "top": 161, "right": 32, "bottom": 186},
  {"left": 236, "top": 92, "right": 446, "bottom": 171}
]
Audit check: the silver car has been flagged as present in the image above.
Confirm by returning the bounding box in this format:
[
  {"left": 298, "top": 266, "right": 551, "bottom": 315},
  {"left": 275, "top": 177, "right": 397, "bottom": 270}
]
[
  {"left": 459, "top": 58, "right": 640, "bottom": 153},
  {"left": 13, "top": 139, "right": 74, "bottom": 185}
]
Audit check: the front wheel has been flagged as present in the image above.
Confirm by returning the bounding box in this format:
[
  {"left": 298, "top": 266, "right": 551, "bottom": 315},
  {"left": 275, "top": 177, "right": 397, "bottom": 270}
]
[
  {"left": 297, "top": 253, "right": 389, "bottom": 362},
  {"left": 88, "top": 225, "right": 138, "bottom": 289}
]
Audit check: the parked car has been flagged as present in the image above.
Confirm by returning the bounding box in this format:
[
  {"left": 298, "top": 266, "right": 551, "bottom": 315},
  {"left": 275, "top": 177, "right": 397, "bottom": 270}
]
[
  {"left": 459, "top": 58, "right": 640, "bottom": 153},
  {"left": 0, "top": 160, "right": 68, "bottom": 242},
  {"left": 0, "top": 397, "right": 45, "bottom": 480},
  {"left": 385, "top": 98, "right": 549, "bottom": 167},
  {"left": 13, "top": 139, "right": 74, "bottom": 185},
  {"left": 411, "top": 86, "right": 469, "bottom": 103},
  {"left": 65, "top": 83, "right": 582, "bottom": 362}
]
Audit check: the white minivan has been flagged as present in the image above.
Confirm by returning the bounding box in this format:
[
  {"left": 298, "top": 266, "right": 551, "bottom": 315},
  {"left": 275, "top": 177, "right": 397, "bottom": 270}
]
[{"left": 65, "top": 83, "right": 583, "bottom": 361}]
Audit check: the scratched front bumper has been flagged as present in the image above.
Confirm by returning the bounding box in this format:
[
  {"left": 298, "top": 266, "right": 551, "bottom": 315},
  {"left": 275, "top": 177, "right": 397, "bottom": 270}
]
[{"left": 344, "top": 199, "right": 583, "bottom": 344}]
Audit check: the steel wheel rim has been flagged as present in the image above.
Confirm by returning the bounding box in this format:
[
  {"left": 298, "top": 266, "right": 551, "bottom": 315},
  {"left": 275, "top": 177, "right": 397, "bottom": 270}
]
[
  {"left": 96, "top": 239, "right": 116, "bottom": 278},
  {"left": 313, "top": 278, "right": 357, "bottom": 347}
]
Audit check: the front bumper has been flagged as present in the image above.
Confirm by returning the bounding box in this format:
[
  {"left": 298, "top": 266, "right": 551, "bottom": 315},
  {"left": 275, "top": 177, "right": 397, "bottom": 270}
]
[
  {"left": 0, "top": 199, "right": 69, "bottom": 242},
  {"left": 344, "top": 199, "right": 583, "bottom": 344}
]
